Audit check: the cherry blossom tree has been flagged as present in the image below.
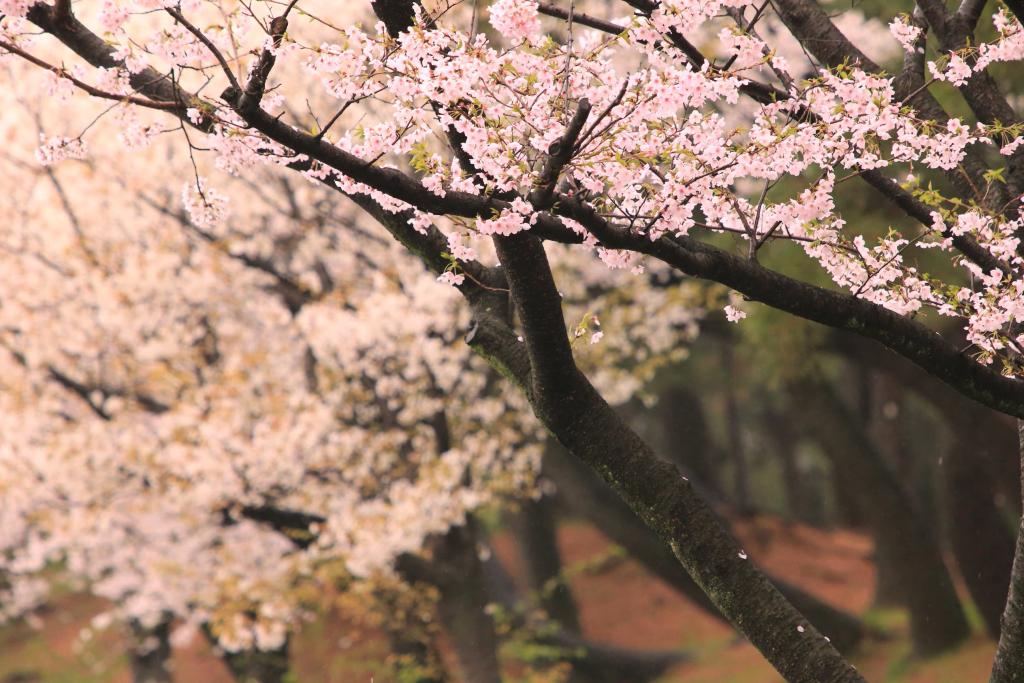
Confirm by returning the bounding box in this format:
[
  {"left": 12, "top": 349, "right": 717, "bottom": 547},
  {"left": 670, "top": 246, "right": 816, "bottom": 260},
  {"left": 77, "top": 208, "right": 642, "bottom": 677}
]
[
  {"left": 0, "top": 41, "right": 705, "bottom": 679},
  {"left": 3, "top": 0, "right": 1024, "bottom": 680}
]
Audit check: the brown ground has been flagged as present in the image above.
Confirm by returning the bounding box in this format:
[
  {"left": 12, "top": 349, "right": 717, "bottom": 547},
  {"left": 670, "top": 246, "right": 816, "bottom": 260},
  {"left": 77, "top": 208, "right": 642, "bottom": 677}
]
[{"left": 0, "top": 516, "right": 1000, "bottom": 682}]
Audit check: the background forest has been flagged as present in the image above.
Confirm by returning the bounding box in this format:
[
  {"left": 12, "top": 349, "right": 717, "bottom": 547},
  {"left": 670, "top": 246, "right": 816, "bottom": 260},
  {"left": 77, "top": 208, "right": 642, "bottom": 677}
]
[{"left": 2, "top": 0, "right": 1024, "bottom": 681}]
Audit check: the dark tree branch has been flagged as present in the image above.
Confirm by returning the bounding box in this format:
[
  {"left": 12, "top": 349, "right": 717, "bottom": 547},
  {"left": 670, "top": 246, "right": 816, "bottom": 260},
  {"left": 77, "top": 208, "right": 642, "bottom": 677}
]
[
  {"left": 771, "top": 0, "right": 1013, "bottom": 210},
  {"left": 541, "top": 441, "right": 868, "bottom": 653},
  {"left": 990, "top": 420, "right": 1024, "bottom": 683},
  {"left": 858, "top": 169, "right": 1011, "bottom": 275},
  {"left": 31, "top": 2, "right": 1024, "bottom": 416},
  {"left": 552, "top": 196, "right": 1024, "bottom": 417},
  {"left": 165, "top": 7, "right": 241, "bottom": 92},
  {"left": 238, "top": 13, "right": 290, "bottom": 111},
  {"left": 0, "top": 40, "right": 187, "bottom": 113},
  {"left": 26, "top": 2, "right": 215, "bottom": 131},
  {"left": 537, "top": 2, "right": 626, "bottom": 34},
  {"left": 529, "top": 98, "right": 591, "bottom": 210},
  {"left": 487, "top": 230, "right": 865, "bottom": 682}
]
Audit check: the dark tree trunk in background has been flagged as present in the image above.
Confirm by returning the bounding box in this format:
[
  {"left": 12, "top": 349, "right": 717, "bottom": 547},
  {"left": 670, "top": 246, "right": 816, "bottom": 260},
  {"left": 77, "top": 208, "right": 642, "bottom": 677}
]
[
  {"left": 832, "top": 330, "right": 1018, "bottom": 635},
  {"left": 761, "top": 410, "right": 827, "bottom": 527},
  {"left": 723, "top": 342, "right": 753, "bottom": 515},
  {"left": 944, "top": 407, "right": 1016, "bottom": 639},
  {"left": 543, "top": 442, "right": 866, "bottom": 653},
  {"left": 795, "top": 378, "right": 969, "bottom": 655},
  {"left": 433, "top": 522, "right": 503, "bottom": 683},
  {"left": 130, "top": 619, "right": 172, "bottom": 683},
  {"left": 480, "top": 548, "right": 689, "bottom": 682},
  {"left": 777, "top": 432, "right": 806, "bottom": 523},
  {"left": 397, "top": 519, "right": 503, "bottom": 683},
  {"left": 511, "top": 486, "right": 582, "bottom": 633},
  {"left": 831, "top": 468, "right": 866, "bottom": 530},
  {"left": 221, "top": 646, "right": 289, "bottom": 683},
  {"left": 654, "top": 386, "right": 722, "bottom": 498},
  {"left": 860, "top": 372, "right": 904, "bottom": 606},
  {"left": 990, "top": 422, "right": 1024, "bottom": 683},
  {"left": 871, "top": 537, "right": 905, "bottom": 608}
]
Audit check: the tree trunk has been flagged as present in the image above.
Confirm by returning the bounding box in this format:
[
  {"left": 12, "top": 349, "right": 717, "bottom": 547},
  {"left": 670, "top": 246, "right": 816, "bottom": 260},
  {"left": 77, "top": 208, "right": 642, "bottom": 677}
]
[
  {"left": 543, "top": 440, "right": 866, "bottom": 653},
  {"left": 130, "top": 619, "right": 172, "bottom": 683},
  {"left": 397, "top": 519, "right": 503, "bottom": 683},
  {"left": 435, "top": 524, "right": 502, "bottom": 683},
  {"left": 510, "top": 488, "right": 582, "bottom": 633},
  {"left": 831, "top": 329, "right": 1018, "bottom": 633},
  {"left": 794, "top": 378, "right": 969, "bottom": 655},
  {"left": 480, "top": 542, "right": 691, "bottom": 683},
  {"left": 485, "top": 231, "right": 867, "bottom": 682},
  {"left": 723, "top": 342, "right": 754, "bottom": 515},
  {"left": 221, "top": 647, "right": 289, "bottom": 683},
  {"left": 944, "top": 411, "right": 1016, "bottom": 639},
  {"left": 990, "top": 421, "right": 1024, "bottom": 683},
  {"left": 862, "top": 373, "right": 909, "bottom": 606},
  {"left": 654, "top": 385, "right": 723, "bottom": 499},
  {"left": 761, "top": 409, "right": 826, "bottom": 526}
]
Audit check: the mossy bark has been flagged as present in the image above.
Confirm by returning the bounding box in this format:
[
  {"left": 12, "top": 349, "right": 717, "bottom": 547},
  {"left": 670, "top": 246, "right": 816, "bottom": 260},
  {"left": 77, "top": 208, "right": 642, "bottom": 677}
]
[
  {"left": 990, "top": 421, "right": 1024, "bottom": 683},
  {"left": 486, "top": 232, "right": 869, "bottom": 682}
]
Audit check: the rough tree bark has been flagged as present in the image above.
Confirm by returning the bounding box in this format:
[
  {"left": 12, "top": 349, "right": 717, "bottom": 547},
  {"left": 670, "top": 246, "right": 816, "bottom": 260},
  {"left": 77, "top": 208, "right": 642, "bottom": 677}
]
[
  {"left": 475, "top": 223, "right": 869, "bottom": 681},
  {"left": 990, "top": 421, "right": 1024, "bottom": 683}
]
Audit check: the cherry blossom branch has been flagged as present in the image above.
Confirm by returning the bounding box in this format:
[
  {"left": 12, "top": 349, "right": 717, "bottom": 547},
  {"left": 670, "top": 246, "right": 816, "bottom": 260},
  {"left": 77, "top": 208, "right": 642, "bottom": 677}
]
[
  {"left": 858, "top": 169, "right": 1011, "bottom": 275},
  {"left": 0, "top": 40, "right": 185, "bottom": 113},
  {"left": 489, "top": 230, "right": 867, "bottom": 683},
  {"left": 551, "top": 194, "right": 1024, "bottom": 416},
  {"left": 237, "top": 11, "right": 290, "bottom": 110},
  {"left": 1006, "top": 0, "right": 1024, "bottom": 25},
  {"left": 547, "top": 0, "right": 790, "bottom": 107},
  {"left": 916, "top": 0, "right": 1021, "bottom": 131},
  {"left": 771, "top": 0, "right": 1017, "bottom": 215},
  {"left": 536, "top": 2, "right": 623, "bottom": 34},
  {"left": 165, "top": 6, "right": 242, "bottom": 93},
  {"left": 220, "top": 86, "right": 1024, "bottom": 419},
  {"left": 20, "top": 4, "right": 1024, "bottom": 417},
  {"left": 25, "top": 3, "right": 215, "bottom": 131},
  {"left": 544, "top": 0, "right": 1008, "bottom": 273},
  {"left": 529, "top": 98, "right": 591, "bottom": 209}
]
